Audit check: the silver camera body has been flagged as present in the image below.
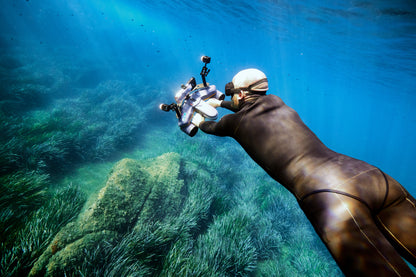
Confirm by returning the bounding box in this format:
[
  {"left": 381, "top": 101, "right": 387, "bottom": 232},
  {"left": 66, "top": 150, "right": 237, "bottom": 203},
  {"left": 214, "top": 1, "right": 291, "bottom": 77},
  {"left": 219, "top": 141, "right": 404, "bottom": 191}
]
[
  {"left": 159, "top": 56, "right": 224, "bottom": 136},
  {"left": 174, "top": 79, "right": 224, "bottom": 136}
]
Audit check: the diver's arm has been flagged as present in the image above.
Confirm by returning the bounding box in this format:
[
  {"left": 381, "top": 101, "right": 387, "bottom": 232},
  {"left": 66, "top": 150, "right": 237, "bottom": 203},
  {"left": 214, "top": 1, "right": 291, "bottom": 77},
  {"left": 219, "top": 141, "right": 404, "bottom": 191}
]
[
  {"left": 199, "top": 114, "right": 236, "bottom": 137},
  {"left": 199, "top": 121, "right": 227, "bottom": 136},
  {"left": 220, "top": 101, "right": 239, "bottom": 112}
]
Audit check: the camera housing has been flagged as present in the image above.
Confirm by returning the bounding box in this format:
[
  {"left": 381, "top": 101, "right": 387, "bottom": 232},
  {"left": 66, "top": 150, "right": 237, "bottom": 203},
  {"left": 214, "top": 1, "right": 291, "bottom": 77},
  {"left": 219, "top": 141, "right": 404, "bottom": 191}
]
[{"left": 159, "top": 56, "right": 224, "bottom": 136}]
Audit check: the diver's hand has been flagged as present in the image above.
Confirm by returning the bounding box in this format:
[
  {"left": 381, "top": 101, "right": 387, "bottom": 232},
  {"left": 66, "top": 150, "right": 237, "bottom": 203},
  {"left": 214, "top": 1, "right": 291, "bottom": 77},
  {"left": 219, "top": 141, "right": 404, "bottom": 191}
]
[
  {"left": 206, "top": 98, "right": 222, "bottom": 108},
  {"left": 191, "top": 113, "right": 205, "bottom": 127}
]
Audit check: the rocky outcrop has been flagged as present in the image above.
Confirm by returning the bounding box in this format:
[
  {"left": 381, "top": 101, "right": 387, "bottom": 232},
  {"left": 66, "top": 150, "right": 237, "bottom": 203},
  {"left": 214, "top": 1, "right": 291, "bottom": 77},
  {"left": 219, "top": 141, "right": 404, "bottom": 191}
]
[{"left": 29, "top": 152, "right": 184, "bottom": 276}]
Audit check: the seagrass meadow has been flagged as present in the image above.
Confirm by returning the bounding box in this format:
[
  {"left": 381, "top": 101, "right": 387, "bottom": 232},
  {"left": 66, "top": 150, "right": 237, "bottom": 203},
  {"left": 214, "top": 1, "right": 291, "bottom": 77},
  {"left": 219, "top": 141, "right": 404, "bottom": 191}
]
[
  {"left": 0, "top": 47, "right": 342, "bottom": 276},
  {"left": 1, "top": 0, "right": 415, "bottom": 276}
]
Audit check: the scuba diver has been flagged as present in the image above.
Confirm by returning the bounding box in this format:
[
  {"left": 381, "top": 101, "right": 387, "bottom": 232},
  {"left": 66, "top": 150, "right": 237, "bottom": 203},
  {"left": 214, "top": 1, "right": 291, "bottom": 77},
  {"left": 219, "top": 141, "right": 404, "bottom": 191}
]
[{"left": 192, "top": 68, "right": 416, "bottom": 276}]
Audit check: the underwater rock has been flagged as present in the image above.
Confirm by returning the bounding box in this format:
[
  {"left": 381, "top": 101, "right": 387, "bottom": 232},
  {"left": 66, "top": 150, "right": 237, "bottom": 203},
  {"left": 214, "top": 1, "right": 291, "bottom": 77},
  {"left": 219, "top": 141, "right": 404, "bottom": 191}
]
[
  {"left": 29, "top": 152, "right": 184, "bottom": 276},
  {"left": 135, "top": 152, "right": 184, "bottom": 223}
]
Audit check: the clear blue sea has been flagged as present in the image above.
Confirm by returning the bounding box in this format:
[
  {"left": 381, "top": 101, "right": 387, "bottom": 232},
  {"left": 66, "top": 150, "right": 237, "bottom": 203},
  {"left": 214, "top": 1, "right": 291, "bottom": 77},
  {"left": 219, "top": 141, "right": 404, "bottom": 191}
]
[{"left": 1, "top": 0, "right": 415, "bottom": 276}]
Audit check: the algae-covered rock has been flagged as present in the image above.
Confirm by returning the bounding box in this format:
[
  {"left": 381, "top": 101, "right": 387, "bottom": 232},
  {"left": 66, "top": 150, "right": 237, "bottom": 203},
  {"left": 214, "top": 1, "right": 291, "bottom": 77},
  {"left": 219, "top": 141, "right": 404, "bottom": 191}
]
[
  {"left": 29, "top": 152, "right": 184, "bottom": 277},
  {"left": 79, "top": 158, "right": 154, "bottom": 233},
  {"left": 137, "top": 152, "right": 184, "bottom": 223}
]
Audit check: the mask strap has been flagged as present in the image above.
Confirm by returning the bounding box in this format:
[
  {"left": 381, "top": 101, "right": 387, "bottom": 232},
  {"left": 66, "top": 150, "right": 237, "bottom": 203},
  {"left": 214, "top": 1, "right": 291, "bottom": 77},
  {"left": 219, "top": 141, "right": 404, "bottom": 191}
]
[
  {"left": 226, "top": 78, "right": 268, "bottom": 96},
  {"left": 246, "top": 78, "right": 268, "bottom": 93}
]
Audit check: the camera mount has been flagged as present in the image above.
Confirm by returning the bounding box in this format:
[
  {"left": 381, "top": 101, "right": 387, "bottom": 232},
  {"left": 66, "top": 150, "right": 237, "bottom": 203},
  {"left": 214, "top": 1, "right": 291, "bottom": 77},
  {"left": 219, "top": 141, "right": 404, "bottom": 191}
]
[{"left": 200, "top": 56, "right": 211, "bottom": 87}]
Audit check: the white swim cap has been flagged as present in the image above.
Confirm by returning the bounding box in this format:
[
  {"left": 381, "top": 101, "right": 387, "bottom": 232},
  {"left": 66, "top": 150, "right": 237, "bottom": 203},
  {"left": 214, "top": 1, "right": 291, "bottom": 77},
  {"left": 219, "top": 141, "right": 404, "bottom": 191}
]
[{"left": 232, "top": 68, "right": 268, "bottom": 94}]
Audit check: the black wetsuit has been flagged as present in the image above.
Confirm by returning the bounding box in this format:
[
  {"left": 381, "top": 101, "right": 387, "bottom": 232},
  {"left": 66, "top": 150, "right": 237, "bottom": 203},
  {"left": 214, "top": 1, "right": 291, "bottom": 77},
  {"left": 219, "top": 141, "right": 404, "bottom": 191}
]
[{"left": 200, "top": 94, "right": 416, "bottom": 276}]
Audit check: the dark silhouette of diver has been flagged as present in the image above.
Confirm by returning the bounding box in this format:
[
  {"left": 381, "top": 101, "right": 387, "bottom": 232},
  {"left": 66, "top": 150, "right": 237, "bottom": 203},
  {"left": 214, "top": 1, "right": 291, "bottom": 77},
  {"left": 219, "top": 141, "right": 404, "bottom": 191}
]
[{"left": 192, "top": 68, "right": 416, "bottom": 276}]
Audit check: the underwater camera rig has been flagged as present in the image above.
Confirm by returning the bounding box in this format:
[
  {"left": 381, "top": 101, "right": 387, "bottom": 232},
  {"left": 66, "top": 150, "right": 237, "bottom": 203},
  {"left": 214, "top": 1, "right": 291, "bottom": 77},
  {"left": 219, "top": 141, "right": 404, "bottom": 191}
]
[{"left": 159, "top": 56, "right": 224, "bottom": 137}]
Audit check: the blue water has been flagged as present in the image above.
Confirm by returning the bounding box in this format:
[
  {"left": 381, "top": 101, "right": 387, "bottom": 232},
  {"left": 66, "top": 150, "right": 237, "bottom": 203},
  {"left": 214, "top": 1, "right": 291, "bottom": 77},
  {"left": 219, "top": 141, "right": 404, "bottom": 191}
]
[
  {"left": 3, "top": 0, "right": 414, "bottom": 193},
  {"left": 1, "top": 1, "right": 416, "bottom": 274}
]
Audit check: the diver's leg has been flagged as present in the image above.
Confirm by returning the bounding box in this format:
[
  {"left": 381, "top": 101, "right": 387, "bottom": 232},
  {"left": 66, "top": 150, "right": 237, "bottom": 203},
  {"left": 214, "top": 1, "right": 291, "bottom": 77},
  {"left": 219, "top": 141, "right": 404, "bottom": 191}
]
[
  {"left": 301, "top": 192, "right": 415, "bottom": 277},
  {"left": 376, "top": 183, "right": 416, "bottom": 267}
]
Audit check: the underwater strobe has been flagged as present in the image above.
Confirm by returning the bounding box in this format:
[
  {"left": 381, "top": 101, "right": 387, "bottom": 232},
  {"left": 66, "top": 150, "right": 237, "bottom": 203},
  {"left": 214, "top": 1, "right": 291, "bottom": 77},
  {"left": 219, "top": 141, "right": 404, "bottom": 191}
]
[{"left": 159, "top": 56, "right": 225, "bottom": 137}]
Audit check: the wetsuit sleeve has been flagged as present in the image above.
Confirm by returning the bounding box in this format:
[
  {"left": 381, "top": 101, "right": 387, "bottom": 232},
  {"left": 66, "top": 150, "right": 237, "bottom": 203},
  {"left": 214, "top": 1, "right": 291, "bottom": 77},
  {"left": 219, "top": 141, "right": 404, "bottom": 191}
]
[
  {"left": 220, "top": 101, "right": 239, "bottom": 113},
  {"left": 199, "top": 114, "right": 236, "bottom": 137}
]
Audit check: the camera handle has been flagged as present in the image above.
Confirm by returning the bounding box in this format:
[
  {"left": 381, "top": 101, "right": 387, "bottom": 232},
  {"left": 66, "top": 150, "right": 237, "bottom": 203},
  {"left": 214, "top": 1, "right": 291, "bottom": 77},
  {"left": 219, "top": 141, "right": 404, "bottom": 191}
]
[{"left": 200, "top": 62, "right": 210, "bottom": 87}]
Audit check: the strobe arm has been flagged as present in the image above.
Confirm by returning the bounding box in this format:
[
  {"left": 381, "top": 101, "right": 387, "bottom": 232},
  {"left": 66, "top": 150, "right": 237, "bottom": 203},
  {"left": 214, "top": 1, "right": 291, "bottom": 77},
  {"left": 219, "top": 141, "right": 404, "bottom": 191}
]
[
  {"left": 159, "top": 103, "right": 181, "bottom": 118},
  {"left": 200, "top": 56, "right": 211, "bottom": 87}
]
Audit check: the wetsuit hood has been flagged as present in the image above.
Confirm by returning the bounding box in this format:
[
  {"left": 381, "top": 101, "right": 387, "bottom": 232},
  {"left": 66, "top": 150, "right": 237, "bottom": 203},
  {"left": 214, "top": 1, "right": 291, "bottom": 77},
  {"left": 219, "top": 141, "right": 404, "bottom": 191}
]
[{"left": 231, "top": 68, "right": 268, "bottom": 95}]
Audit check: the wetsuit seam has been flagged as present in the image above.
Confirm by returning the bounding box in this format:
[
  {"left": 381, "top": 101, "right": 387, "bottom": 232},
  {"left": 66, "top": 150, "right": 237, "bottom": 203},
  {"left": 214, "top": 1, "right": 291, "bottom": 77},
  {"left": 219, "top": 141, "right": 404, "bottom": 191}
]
[
  {"left": 300, "top": 190, "right": 411, "bottom": 275},
  {"left": 334, "top": 194, "right": 403, "bottom": 277},
  {"left": 397, "top": 184, "right": 412, "bottom": 203},
  {"left": 406, "top": 198, "right": 416, "bottom": 208},
  {"left": 378, "top": 169, "right": 390, "bottom": 213},
  {"left": 300, "top": 189, "right": 373, "bottom": 212},
  {"left": 376, "top": 215, "right": 416, "bottom": 261},
  {"left": 381, "top": 195, "right": 408, "bottom": 210},
  {"left": 333, "top": 168, "right": 378, "bottom": 190}
]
